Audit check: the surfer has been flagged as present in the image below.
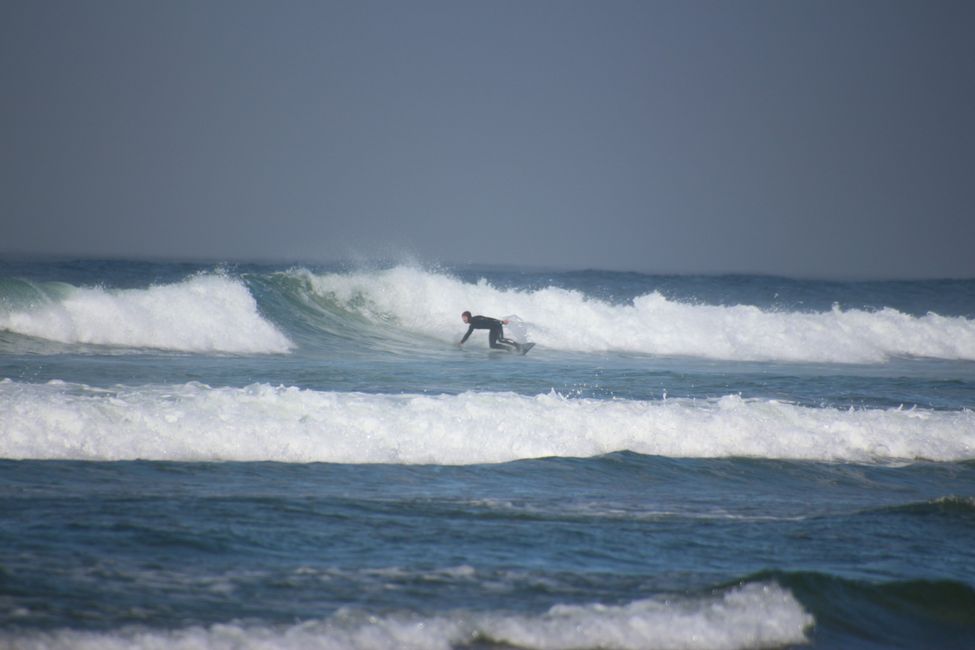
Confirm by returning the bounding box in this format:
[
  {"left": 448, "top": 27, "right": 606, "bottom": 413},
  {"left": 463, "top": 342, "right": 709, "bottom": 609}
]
[{"left": 459, "top": 311, "right": 520, "bottom": 352}]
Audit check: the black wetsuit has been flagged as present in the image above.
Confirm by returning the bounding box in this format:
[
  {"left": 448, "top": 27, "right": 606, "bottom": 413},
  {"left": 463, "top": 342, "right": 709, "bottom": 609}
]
[{"left": 461, "top": 315, "right": 518, "bottom": 351}]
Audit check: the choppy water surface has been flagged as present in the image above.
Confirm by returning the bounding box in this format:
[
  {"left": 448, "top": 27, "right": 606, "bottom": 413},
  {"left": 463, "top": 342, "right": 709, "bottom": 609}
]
[{"left": 1, "top": 259, "right": 974, "bottom": 649}]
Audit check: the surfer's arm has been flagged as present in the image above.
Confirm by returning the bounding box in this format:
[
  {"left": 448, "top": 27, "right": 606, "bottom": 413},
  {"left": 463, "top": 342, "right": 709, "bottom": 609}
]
[{"left": 459, "top": 325, "right": 474, "bottom": 344}]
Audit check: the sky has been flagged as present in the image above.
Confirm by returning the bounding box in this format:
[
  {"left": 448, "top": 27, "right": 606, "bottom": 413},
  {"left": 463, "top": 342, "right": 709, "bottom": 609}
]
[{"left": 1, "top": 0, "right": 973, "bottom": 278}]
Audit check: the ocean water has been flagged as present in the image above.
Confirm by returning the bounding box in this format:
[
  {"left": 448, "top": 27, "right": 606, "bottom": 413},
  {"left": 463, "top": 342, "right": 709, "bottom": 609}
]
[{"left": 1, "top": 259, "right": 974, "bottom": 650}]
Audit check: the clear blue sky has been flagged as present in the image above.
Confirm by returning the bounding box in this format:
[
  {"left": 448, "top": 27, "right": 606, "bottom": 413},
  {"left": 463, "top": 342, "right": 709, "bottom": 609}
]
[{"left": 2, "top": 0, "right": 973, "bottom": 278}]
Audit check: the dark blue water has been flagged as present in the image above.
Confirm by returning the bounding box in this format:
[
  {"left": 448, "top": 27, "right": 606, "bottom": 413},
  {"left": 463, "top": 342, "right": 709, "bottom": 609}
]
[{"left": 1, "top": 259, "right": 974, "bottom": 649}]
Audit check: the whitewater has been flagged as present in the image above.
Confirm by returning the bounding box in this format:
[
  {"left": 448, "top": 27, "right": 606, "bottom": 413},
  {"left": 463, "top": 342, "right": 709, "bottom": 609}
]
[
  {"left": 3, "top": 265, "right": 975, "bottom": 362},
  {"left": 3, "top": 381, "right": 973, "bottom": 463},
  {"left": 0, "top": 273, "right": 293, "bottom": 354},
  {"left": 289, "top": 266, "right": 975, "bottom": 363},
  {"left": 2, "top": 259, "right": 974, "bottom": 650},
  {"left": 3, "top": 582, "right": 812, "bottom": 650}
]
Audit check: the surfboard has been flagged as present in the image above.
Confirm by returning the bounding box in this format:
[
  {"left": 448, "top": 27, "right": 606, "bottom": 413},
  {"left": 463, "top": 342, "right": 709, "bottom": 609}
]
[{"left": 485, "top": 342, "right": 534, "bottom": 356}]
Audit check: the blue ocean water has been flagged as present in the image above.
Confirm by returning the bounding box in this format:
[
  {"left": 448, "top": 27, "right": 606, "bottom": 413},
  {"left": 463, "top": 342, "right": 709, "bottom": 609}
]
[{"left": 1, "top": 259, "right": 974, "bottom": 649}]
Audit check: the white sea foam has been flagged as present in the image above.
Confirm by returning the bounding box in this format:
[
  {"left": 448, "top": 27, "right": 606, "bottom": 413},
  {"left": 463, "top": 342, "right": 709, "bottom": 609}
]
[
  {"left": 0, "top": 582, "right": 812, "bottom": 650},
  {"left": 0, "top": 274, "right": 292, "bottom": 354},
  {"left": 293, "top": 266, "right": 975, "bottom": 363},
  {"left": 2, "top": 380, "right": 972, "bottom": 463}
]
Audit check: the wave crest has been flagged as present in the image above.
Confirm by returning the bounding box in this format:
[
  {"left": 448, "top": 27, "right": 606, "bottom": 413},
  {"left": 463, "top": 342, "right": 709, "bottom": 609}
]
[
  {"left": 0, "top": 582, "right": 811, "bottom": 650},
  {"left": 0, "top": 274, "right": 292, "bottom": 354},
  {"left": 288, "top": 266, "right": 975, "bottom": 363},
  {"left": 2, "top": 381, "right": 972, "bottom": 463}
]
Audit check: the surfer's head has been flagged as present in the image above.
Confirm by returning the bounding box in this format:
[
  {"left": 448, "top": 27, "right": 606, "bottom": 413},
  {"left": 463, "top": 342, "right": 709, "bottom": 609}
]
[{"left": 461, "top": 311, "right": 471, "bottom": 323}]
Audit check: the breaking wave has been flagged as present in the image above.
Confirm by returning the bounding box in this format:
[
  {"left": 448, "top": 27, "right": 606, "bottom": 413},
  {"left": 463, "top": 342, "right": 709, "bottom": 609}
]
[
  {"left": 3, "top": 264, "right": 975, "bottom": 363},
  {"left": 0, "top": 274, "right": 292, "bottom": 354},
  {"left": 0, "top": 582, "right": 812, "bottom": 650},
  {"left": 2, "top": 380, "right": 972, "bottom": 463},
  {"left": 283, "top": 266, "right": 975, "bottom": 363}
]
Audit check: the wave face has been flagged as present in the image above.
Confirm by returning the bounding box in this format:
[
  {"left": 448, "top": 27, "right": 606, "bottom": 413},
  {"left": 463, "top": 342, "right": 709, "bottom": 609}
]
[
  {"left": 0, "top": 273, "right": 292, "bottom": 354},
  {"left": 2, "top": 264, "right": 974, "bottom": 362},
  {"left": 282, "top": 266, "right": 975, "bottom": 363},
  {"left": 0, "top": 582, "right": 811, "bottom": 650},
  {"left": 3, "top": 380, "right": 972, "bottom": 463}
]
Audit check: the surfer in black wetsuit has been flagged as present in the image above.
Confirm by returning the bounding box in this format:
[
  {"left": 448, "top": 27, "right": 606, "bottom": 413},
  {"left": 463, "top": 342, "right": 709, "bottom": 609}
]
[{"left": 459, "top": 311, "right": 520, "bottom": 352}]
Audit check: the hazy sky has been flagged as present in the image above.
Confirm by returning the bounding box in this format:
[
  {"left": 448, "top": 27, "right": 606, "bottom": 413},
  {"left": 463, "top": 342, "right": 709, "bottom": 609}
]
[{"left": 2, "top": 0, "right": 973, "bottom": 278}]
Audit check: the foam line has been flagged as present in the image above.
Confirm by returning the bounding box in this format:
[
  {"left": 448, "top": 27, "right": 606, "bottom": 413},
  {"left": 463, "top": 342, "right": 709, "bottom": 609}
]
[
  {"left": 0, "top": 582, "right": 812, "bottom": 650},
  {"left": 2, "top": 380, "right": 971, "bottom": 463}
]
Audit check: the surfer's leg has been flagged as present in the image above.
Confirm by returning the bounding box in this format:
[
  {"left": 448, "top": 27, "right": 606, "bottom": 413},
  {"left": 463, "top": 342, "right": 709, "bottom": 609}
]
[
  {"left": 497, "top": 325, "right": 515, "bottom": 350},
  {"left": 489, "top": 327, "right": 516, "bottom": 351},
  {"left": 488, "top": 328, "right": 502, "bottom": 349}
]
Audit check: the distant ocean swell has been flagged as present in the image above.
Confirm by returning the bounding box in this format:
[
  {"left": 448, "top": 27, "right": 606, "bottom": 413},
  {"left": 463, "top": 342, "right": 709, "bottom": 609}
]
[{"left": 3, "top": 380, "right": 972, "bottom": 463}]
